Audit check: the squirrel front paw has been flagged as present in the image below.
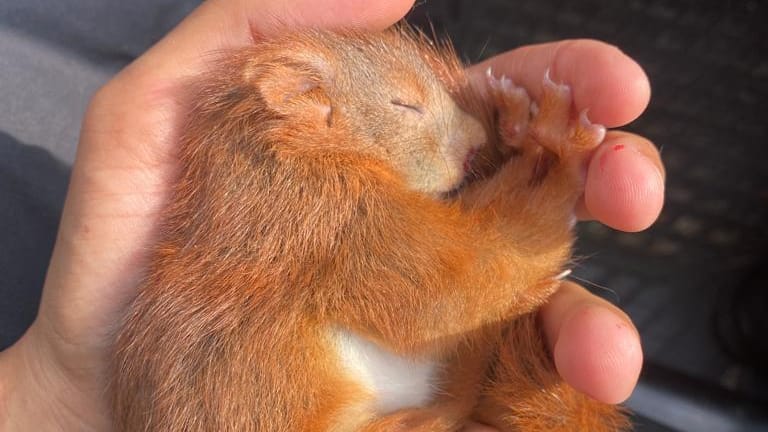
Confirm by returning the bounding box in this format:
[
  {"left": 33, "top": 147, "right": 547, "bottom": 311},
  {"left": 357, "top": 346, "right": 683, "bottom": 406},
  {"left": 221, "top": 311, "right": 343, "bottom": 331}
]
[
  {"left": 529, "top": 69, "right": 606, "bottom": 163},
  {"left": 486, "top": 67, "right": 532, "bottom": 151}
]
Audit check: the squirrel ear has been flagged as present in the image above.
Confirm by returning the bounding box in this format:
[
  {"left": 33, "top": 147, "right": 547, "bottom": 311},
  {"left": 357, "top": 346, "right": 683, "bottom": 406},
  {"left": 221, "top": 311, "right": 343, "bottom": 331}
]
[{"left": 256, "top": 61, "right": 333, "bottom": 125}]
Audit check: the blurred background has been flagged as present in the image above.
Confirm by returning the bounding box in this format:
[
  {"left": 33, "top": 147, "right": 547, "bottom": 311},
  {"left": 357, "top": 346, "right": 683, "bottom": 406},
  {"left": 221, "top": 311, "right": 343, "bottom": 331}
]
[{"left": 1, "top": 0, "right": 766, "bottom": 430}]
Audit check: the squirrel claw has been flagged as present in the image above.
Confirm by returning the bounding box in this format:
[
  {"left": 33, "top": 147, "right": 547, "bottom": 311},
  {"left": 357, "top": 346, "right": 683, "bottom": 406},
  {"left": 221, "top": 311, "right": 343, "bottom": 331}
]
[
  {"left": 576, "top": 109, "right": 607, "bottom": 146},
  {"left": 487, "top": 68, "right": 532, "bottom": 148}
]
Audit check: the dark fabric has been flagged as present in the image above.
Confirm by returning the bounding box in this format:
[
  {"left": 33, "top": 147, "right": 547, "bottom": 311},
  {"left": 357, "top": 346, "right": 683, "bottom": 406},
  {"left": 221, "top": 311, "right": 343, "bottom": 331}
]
[{"left": 0, "top": 132, "right": 68, "bottom": 347}]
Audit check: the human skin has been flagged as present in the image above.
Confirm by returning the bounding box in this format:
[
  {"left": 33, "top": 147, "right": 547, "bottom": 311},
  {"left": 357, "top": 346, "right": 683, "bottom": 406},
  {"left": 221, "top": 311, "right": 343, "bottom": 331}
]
[{"left": 0, "top": 0, "right": 662, "bottom": 430}]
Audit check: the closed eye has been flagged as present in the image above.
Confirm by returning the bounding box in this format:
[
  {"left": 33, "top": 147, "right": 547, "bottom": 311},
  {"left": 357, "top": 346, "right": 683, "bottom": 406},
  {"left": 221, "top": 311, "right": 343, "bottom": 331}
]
[{"left": 390, "top": 99, "right": 424, "bottom": 114}]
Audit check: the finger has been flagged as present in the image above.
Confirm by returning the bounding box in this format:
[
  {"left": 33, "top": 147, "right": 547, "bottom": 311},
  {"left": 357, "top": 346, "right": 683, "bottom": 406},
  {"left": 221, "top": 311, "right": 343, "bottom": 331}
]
[
  {"left": 540, "top": 281, "right": 643, "bottom": 404},
  {"left": 470, "top": 39, "right": 650, "bottom": 127},
  {"left": 576, "top": 131, "right": 665, "bottom": 232}
]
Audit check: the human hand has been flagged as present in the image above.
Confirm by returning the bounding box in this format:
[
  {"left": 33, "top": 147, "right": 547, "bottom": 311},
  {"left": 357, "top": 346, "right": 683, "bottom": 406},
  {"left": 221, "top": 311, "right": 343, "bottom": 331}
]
[{"left": 0, "top": 1, "right": 661, "bottom": 430}]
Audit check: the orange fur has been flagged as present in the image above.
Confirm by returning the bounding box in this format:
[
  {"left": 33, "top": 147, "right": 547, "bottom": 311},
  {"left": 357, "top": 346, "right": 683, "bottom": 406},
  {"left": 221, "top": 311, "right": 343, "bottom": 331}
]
[{"left": 111, "top": 27, "right": 629, "bottom": 431}]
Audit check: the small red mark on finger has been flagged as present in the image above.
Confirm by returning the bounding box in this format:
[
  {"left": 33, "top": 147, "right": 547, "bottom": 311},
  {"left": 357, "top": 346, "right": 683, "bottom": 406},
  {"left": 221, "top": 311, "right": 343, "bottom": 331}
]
[{"left": 599, "top": 144, "right": 626, "bottom": 172}]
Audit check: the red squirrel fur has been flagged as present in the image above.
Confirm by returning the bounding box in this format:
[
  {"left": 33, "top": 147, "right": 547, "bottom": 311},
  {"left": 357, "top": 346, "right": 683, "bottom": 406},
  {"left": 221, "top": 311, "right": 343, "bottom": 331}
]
[{"left": 111, "top": 26, "right": 630, "bottom": 431}]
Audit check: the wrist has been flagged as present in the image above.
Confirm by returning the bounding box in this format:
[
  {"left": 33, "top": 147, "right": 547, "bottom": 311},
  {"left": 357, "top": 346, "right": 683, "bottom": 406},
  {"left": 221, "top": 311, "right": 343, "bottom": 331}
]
[{"left": 0, "top": 325, "right": 109, "bottom": 431}]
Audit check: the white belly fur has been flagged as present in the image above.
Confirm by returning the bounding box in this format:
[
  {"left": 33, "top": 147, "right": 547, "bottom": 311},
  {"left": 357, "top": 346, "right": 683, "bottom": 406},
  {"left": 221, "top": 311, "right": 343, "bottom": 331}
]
[{"left": 330, "top": 328, "right": 438, "bottom": 415}]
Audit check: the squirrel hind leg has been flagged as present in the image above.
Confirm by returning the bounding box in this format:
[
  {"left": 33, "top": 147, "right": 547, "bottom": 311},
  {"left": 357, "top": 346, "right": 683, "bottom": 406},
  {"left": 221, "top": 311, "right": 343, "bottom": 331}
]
[{"left": 473, "top": 314, "right": 631, "bottom": 432}]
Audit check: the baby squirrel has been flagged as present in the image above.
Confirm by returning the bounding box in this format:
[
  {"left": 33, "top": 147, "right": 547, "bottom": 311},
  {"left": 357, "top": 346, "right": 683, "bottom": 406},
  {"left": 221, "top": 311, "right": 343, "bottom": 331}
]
[{"left": 111, "top": 26, "right": 629, "bottom": 431}]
